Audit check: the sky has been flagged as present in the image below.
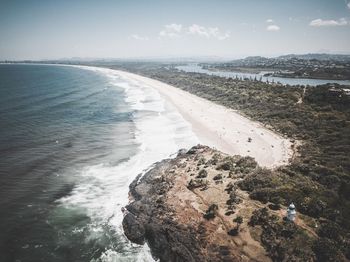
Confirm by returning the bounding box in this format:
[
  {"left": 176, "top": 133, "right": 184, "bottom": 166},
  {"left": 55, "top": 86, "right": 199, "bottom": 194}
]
[{"left": 0, "top": 0, "right": 350, "bottom": 60}]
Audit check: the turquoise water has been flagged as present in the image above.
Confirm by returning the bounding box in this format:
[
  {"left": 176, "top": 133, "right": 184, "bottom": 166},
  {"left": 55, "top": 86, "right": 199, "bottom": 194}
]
[{"left": 0, "top": 64, "right": 197, "bottom": 262}]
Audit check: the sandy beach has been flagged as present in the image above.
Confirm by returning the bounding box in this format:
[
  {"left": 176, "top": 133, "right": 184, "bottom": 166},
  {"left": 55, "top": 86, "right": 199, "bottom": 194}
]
[{"left": 115, "top": 70, "right": 293, "bottom": 168}]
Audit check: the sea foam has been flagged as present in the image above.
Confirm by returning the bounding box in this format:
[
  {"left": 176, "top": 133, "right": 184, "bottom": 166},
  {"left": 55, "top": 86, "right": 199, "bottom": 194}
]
[{"left": 57, "top": 65, "right": 199, "bottom": 261}]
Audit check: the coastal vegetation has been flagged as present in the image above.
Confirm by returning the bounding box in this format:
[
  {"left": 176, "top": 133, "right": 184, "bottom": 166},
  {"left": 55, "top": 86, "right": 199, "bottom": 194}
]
[
  {"left": 123, "top": 145, "right": 323, "bottom": 261},
  {"left": 249, "top": 207, "right": 315, "bottom": 261}
]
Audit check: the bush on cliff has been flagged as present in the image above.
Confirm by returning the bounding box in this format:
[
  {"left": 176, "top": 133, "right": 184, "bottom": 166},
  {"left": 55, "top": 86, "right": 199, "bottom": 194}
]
[
  {"left": 312, "top": 238, "right": 343, "bottom": 262},
  {"left": 187, "top": 179, "right": 208, "bottom": 190},
  {"left": 249, "top": 208, "right": 315, "bottom": 261},
  {"left": 203, "top": 204, "right": 218, "bottom": 220},
  {"left": 196, "top": 169, "right": 208, "bottom": 178}
]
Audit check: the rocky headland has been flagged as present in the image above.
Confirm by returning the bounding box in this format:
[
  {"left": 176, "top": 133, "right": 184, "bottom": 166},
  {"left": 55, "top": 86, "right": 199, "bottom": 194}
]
[{"left": 122, "top": 145, "right": 320, "bottom": 262}]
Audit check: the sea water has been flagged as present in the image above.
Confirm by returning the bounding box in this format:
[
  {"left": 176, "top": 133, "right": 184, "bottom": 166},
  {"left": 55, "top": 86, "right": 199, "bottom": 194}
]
[{"left": 0, "top": 64, "right": 198, "bottom": 261}]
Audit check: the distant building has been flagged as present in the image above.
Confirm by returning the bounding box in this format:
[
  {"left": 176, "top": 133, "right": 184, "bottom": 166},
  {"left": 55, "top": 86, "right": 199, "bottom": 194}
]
[{"left": 287, "top": 203, "right": 296, "bottom": 222}]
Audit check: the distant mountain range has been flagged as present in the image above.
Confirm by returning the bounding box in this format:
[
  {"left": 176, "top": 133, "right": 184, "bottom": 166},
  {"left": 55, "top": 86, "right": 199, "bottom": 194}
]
[
  {"left": 276, "top": 53, "right": 350, "bottom": 62},
  {"left": 227, "top": 54, "right": 350, "bottom": 65}
]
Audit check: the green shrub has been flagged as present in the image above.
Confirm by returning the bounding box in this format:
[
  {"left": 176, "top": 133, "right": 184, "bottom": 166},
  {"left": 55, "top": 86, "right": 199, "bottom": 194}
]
[
  {"left": 213, "top": 173, "right": 223, "bottom": 180},
  {"left": 196, "top": 169, "right": 208, "bottom": 178},
  {"left": 233, "top": 216, "right": 243, "bottom": 224},
  {"left": 313, "top": 238, "right": 343, "bottom": 262},
  {"left": 227, "top": 226, "right": 239, "bottom": 236},
  {"left": 203, "top": 204, "right": 218, "bottom": 220}
]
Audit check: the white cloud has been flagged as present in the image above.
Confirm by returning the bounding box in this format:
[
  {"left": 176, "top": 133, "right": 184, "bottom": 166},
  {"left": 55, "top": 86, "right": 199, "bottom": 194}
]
[
  {"left": 159, "top": 23, "right": 230, "bottom": 40},
  {"left": 159, "top": 23, "right": 183, "bottom": 38},
  {"left": 130, "top": 34, "right": 149, "bottom": 41},
  {"left": 188, "top": 24, "right": 210, "bottom": 37},
  {"left": 165, "top": 23, "right": 183, "bottom": 32},
  {"left": 266, "top": 24, "right": 280, "bottom": 31},
  {"left": 309, "top": 18, "right": 348, "bottom": 27},
  {"left": 348, "top": 2, "right": 350, "bottom": 9},
  {"left": 187, "top": 24, "right": 230, "bottom": 40},
  {"left": 266, "top": 19, "right": 274, "bottom": 23},
  {"left": 211, "top": 29, "right": 230, "bottom": 40}
]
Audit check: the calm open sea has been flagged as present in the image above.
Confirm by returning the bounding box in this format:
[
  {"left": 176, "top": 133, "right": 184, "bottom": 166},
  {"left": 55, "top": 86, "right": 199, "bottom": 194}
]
[{"left": 0, "top": 64, "right": 198, "bottom": 262}]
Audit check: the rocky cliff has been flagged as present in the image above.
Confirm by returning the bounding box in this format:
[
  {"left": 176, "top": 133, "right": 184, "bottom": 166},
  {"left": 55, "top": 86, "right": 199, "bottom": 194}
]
[{"left": 122, "top": 145, "right": 317, "bottom": 262}]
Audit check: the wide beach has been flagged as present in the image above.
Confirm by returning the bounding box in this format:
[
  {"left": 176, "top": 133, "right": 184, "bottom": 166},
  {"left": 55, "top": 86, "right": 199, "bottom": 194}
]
[{"left": 115, "top": 69, "right": 293, "bottom": 168}]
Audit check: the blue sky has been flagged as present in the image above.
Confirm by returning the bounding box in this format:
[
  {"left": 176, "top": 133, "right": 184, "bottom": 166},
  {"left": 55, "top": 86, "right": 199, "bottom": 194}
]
[{"left": 1, "top": 0, "right": 350, "bottom": 60}]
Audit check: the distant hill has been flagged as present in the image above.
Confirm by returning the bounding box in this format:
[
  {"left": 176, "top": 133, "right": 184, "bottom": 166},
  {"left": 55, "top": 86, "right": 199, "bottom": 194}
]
[
  {"left": 202, "top": 53, "right": 350, "bottom": 80},
  {"left": 228, "top": 53, "right": 350, "bottom": 64},
  {"left": 277, "top": 53, "right": 350, "bottom": 62}
]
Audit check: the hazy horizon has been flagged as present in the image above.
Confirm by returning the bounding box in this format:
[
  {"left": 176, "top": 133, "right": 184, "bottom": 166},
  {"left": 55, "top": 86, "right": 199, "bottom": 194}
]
[
  {"left": 4, "top": 52, "right": 350, "bottom": 62},
  {"left": 1, "top": 0, "right": 350, "bottom": 60}
]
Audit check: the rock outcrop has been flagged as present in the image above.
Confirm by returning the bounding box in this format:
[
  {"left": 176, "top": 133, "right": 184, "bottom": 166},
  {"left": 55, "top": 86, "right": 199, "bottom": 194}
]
[{"left": 122, "top": 145, "right": 272, "bottom": 262}]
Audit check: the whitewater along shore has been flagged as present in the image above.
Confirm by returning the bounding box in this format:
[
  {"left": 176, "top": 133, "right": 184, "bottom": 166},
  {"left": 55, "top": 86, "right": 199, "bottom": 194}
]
[{"left": 114, "top": 69, "right": 293, "bottom": 168}]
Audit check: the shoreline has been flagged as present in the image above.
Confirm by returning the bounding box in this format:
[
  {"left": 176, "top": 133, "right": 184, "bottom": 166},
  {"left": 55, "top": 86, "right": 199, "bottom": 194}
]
[
  {"left": 1, "top": 63, "right": 294, "bottom": 167},
  {"left": 113, "top": 69, "right": 293, "bottom": 168}
]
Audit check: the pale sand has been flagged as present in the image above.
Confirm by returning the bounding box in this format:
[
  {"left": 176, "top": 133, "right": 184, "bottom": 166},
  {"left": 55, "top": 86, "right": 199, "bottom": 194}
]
[{"left": 115, "top": 70, "right": 293, "bottom": 168}]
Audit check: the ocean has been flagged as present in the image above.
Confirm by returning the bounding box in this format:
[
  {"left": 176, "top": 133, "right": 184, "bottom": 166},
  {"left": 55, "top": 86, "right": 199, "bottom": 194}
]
[{"left": 0, "top": 64, "right": 198, "bottom": 262}]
